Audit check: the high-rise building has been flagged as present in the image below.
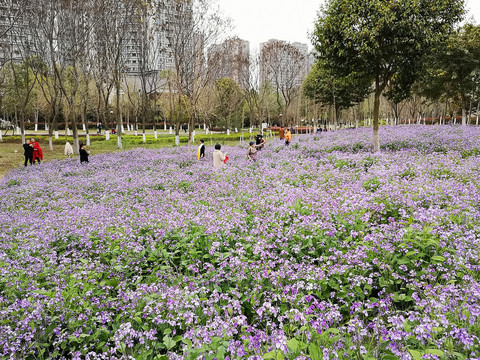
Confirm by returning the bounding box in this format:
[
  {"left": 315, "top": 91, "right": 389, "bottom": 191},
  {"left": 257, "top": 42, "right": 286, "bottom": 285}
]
[
  {"left": 208, "top": 38, "right": 250, "bottom": 88},
  {"left": 0, "top": 0, "right": 37, "bottom": 64}
]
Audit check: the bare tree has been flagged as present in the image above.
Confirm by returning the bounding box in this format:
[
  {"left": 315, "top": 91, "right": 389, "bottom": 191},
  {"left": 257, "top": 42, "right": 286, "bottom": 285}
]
[
  {"left": 125, "top": 0, "right": 161, "bottom": 143},
  {"left": 260, "top": 40, "right": 307, "bottom": 126},
  {"left": 0, "top": 0, "right": 38, "bottom": 143},
  {"left": 156, "top": 0, "right": 232, "bottom": 146},
  {"left": 90, "top": 0, "right": 143, "bottom": 149}
]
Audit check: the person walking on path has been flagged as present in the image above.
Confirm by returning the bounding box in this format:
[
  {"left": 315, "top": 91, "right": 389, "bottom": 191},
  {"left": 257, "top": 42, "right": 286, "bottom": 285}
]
[
  {"left": 23, "top": 139, "right": 34, "bottom": 166},
  {"left": 213, "top": 144, "right": 227, "bottom": 168},
  {"left": 80, "top": 143, "right": 90, "bottom": 163},
  {"left": 197, "top": 139, "right": 205, "bottom": 160},
  {"left": 279, "top": 127, "right": 285, "bottom": 140},
  {"left": 31, "top": 138, "right": 43, "bottom": 164},
  {"left": 284, "top": 128, "right": 292, "bottom": 146}
]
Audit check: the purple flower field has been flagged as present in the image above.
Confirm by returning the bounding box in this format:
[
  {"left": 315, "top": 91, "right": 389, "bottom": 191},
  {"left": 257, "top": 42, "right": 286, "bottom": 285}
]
[{"left": 1, "top": 125, "right": 480, "bottom": 360}]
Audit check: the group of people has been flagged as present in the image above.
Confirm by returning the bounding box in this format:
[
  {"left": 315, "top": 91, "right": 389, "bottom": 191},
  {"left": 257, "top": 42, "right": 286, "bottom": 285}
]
[
  {"left": 278, "top": 127, "right": 292, "bottom": 146},
  {"left": 196, "top": 129, "right": 291, "bottom": 168},
  {"left": 22, "top": 138, "right": 43, "bottom": 166},
  {"left": 23, "top": 139, "right": 89, "bottom": 167},
  {"left": 22, "top": 128, "right": 292, "bottom": 169}
]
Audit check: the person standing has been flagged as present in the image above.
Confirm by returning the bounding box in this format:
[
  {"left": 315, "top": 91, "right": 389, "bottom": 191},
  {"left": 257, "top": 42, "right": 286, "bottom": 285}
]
[
  {"left": 213, "top": 144, "right": 226, "bottom": 168},
  {"left": 23, "top": 139, "right": 34, "bottom": 166},
  {"left": 97, "top": 123, "right": 102, "bottom": 135},
  {"left": 279, "top": 127, "right": 285, "bottom": 140},
  {"left": 79, "top": 143, "right": 90, "bottom": 163},
  {"left": 285, "top": 128, "right": 292, "bottom": 146},
  {"left": 31, "top": 138, "right": 43, "bottom": 164},
  {"left": 197, "top": 139, "right": 205, "bottom": 160}
]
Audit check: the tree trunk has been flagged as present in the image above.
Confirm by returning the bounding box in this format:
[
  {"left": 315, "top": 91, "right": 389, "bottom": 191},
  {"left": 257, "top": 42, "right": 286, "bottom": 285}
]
[
  {"left": 20, "top": 112, "right": 25, "bottom": 145},
  {"left": 373, "top": 81, "right": 381, "bottom": 153},
  {"left": 116, "top": 79, "right": 123, "bottom": 149},
  {"left": 71, "top": 112, "right": 79, "bottom": 154},
  {"left": 462, "top": 107, "right": 466, "bottom": 126}
]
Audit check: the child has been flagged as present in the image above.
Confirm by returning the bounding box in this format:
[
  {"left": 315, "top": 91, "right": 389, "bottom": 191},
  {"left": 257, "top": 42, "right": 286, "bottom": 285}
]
[
  {"left": 213, "top": 144, "right": 227, "bottom": 168},
  {"left": 197, "top": 139, "right": 205, "bottom": 160},
  {"left": 80, "top": 143, "right": 90, "bottom": 163}
]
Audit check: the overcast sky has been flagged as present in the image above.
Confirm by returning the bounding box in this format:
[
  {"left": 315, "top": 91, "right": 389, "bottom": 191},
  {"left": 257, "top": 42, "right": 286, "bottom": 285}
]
[{"left": 217, "top": 0, "right": 480, "bottom": 52}]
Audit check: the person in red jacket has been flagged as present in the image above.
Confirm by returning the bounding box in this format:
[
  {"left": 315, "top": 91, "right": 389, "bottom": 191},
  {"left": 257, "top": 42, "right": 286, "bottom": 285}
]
[{"left": 31, "top": 138, "right": 43, "bottom": 164}]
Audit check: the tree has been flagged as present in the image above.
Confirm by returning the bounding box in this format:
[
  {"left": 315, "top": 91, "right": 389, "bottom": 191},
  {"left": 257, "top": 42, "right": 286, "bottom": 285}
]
[
  {"left": 2, "top": 59, "right": 38, "bottom": 144},
  {"left": 260, "top": 40, "right": 306, "bottom": 126},
  {"left": 303, "top": 60, "right": 370, "bottom": 130},
  {"left": 312, "top": 0, "right": 465, "bottom": 152},
  {"left": 157, "top": 0, "right": 232, "bottom": 146},
  {"left": 214, "top": 77, "right": 244, "bottom": 130},
  {"left": 420, "top": 24, "right": 480, "bottom": 125},
  {"left": 90, "top": 0, "right": 143, "bottom": 149}
]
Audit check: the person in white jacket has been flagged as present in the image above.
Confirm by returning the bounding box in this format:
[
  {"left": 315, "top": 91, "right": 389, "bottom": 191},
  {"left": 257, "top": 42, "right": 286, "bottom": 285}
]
[
  {"left": 212, "top": 144, "right": 227, "bottom": 168},
  {"left": 64, "top": 141, "right": 74, "bottom": 157}
]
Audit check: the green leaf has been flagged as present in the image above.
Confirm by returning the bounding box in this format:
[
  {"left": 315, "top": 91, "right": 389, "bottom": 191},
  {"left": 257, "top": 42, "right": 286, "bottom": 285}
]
[
  {"left": 287, "top": 338, "right": 299, "bottom": 351},
  {"left": 163, "top": 335, "right": 176, "bottom": 350},
  {"left": 425, "top": 349, "right": 445, "bottom": 357},
  {"left": 216, "top": 346, "right": 226, "bottom": 360},
  {"left": 308, "top": 343, "right": 321, "bottom": 360},
  {"left": 408, "top": 349, "right": 422, "bottom": 360},
  {"left": 263, "top": 350, "right": 284, "bottom": 360},
  {"left": 432, "top": 255, "right": 446, "bottom": 263}
]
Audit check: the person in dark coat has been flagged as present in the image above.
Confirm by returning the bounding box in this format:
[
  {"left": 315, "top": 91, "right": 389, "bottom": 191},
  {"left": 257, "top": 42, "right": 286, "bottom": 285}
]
[
  {"left": 23, "top": 139, "right": 34, "bottom": 166},
  {"left": 197, "top": 139, "right": 205, "bottom": 160},
  {"left": 255, "top": 131, "right": 266, "bottom": 150},
  {"left": 79, "top": 143, "right": 89, "bottom": 163}
]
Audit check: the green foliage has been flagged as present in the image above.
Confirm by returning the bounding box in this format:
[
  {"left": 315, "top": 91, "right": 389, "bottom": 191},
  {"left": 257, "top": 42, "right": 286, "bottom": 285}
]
[
  {"left": 420, "top": 24, "right": 480, "bottom": 112},
  {"left": 303, "top": 60, "right": 371, "bottom": 112},
  {"left": 362, "top": 177, "right": 381, "bottom": 192},
  {"left": 214, "top": 78, "right": 245, "bottom": 130}
]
